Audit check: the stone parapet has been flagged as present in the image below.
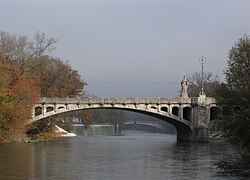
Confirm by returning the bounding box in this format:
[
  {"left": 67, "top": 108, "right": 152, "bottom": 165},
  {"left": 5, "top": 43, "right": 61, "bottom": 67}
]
[{"left": 38, "top": 97, "right": 192, "bottom": 105}]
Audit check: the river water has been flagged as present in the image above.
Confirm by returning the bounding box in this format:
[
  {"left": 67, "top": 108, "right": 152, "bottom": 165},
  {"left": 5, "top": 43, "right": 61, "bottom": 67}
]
[{"left": 0, "top": 132, "right": 240, "bottom": 180}]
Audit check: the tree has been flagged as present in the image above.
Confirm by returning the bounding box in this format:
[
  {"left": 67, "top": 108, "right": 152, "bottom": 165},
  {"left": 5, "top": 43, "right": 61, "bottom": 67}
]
[
  {"left": 79, "top": 110, "right": 93, "bottom": 129},
  {"left": 217, "top": 35, "right": 250, "bottom": 148},
  {"left": 216, "top": 35, "right": 250, "bottom": 177},
  {"left": 187, "top": 71, "right": 220, "bottom": 97},
  {"left": 0, "top": 32, "right": 86, "bottom": 98},
  {"left": 25, "top": 56, "right": 86, "bottom": 136},
  {"left": 26, "top": 56, "right": 85, "bottom": 97},
  {"left": 0, "top": 52, "right": 40, "bottom": 143},
  {"left": 0, "top": 32, "right": 86, "bottom": 139},
  {"left": 90, "top": 109, "right": 124, "bottom": 133},
  {"left": 0, "top": 31, "right": 57, "bottom": 73}
]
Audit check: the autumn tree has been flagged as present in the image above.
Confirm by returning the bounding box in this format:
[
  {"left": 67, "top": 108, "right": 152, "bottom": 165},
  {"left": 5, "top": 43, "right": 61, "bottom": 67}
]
[
  {"left": 187, "top": 71, "right": 220, "bottom": 97},
  {"left": 0, "top": 32, "right": 85, "bottom": 98},
  {"left": 1, "top": 32, "right": 87, "bottom": 138},
  {"left": 25, "top": 56, "right": 86, "bottom": 136},
  {"left": 25, "top": 56, "right": 85, "bottom": 97},
  {"left": 0, "top": 52, "right": 40, "bottom": 143}
]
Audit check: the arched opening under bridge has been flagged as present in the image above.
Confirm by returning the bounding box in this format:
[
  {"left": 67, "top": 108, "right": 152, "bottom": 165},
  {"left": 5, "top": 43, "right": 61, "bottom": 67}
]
[{"left": 32, "top": 106, "right": 193, "bottom": 141}]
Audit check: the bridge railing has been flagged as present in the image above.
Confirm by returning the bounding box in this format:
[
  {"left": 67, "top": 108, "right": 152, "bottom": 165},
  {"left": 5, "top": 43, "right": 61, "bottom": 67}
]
[{"left": 38, "top": 97, "right": 192, "bottom": 104}]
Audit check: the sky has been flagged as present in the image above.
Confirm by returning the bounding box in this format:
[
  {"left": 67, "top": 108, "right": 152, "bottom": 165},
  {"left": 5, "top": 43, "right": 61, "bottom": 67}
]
[{"left": 0, "top": 0, "right": 249, "bottom": 98}]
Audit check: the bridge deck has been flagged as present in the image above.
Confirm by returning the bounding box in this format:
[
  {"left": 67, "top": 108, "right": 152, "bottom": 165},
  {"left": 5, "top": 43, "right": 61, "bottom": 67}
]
[{"left": 38, "top": 97, "right": 192, "bottom": 104}]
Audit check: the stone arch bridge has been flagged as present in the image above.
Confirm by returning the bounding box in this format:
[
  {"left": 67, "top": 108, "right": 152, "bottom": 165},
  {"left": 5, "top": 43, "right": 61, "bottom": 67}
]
[
  {"left": 31, "top": 96, "right": 218, "bottom": 142},
  {"left": 124, "top": 120, "right": 173, "bottom": 133}
]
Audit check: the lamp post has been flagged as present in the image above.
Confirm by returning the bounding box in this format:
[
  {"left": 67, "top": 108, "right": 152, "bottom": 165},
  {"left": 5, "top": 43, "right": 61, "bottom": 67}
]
[{"left": 199, "top": 56, "right": 206, "bottom": 96}]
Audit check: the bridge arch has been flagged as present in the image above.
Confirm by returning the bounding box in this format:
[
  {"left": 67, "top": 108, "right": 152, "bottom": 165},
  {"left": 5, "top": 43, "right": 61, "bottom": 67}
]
[
  {"left": 30, "top": 97, "right": 216, "bottom": 142},
  {"left": 183, "top": 106, "right": 192, "bottom": 121},
  {"left": 32, "top": 105, "right": 191, "bottom": 128},
  {"left": 46, "top": 106, "right": 54, "bottom": 113},
  {"left": 58, "top": 106, "right": 66, "bottom": 110},
  {"left": 124, "top": 120, "right": 174, "bottom": 133},
  {"left": 160, "top": 106, "right": 168, "bottom": 113},
  {"left": 172, "top": 106, "right": 179, "bottom": 117},
  {"left": 210, "top": 106, "right": 219, "bottom": 121},
  {"left": 36, "top": 106, "right": 193, "bottom": 141},
  {"left": 35, "top": 106, "right": 42, "bottom": 116}
]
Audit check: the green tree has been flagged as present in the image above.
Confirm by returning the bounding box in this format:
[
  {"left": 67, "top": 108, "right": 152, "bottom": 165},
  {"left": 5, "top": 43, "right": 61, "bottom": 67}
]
[
  {"left": 216, "top": 35, "right": 250, "bottom": 177},
  {"left": 217, "top": 35, "right": 250, "bottom": 148}
]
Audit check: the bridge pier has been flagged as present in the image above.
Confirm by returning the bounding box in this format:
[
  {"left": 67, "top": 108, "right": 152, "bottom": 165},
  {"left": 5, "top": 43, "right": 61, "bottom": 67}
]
[
  {"left": 175, "top": 95, "right": 211, "bottom": 142},
  {"left": 176, "top": 126, "right": 193, "bottom": 142},
  {"left": 189, "top": 95, "right": 210, "bottom": 142},
  {"left": 176, "top": 127, "right": 209, "bottom": 142},
  {"left": 192, "top": 126, "right": 209, "bottom": 142}
]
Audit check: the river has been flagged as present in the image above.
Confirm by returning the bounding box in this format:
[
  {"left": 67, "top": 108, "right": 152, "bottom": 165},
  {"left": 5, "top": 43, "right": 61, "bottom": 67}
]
[{"left": 0, "top": 132, "right": 241, "bottom": 180}]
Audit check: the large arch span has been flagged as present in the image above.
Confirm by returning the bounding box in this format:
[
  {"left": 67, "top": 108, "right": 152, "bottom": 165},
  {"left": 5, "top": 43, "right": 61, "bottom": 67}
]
[{"left": 31, "top": 97, "right": 217, "bottom": 142}]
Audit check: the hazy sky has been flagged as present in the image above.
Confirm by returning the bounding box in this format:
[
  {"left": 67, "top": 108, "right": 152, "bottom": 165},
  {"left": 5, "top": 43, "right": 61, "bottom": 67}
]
[{"left": 0, "top": 0, "right": 249, "bottom": 98}]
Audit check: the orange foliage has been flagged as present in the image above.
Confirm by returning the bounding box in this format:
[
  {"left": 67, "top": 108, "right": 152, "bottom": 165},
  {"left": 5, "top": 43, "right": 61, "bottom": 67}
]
[
  {"left": 1, "top": 32, "right": 86, "bottom": 142},
  {"left": 0, "top": 54, "right": 40, "bottom": 143},
  {"left": 26, "top": 56, "right": 85, "bottom": 97}
]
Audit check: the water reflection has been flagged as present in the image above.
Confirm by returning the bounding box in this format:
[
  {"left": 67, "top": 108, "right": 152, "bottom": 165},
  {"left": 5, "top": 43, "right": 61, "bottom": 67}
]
[{"left": 0, "top": 132, "right": 240, "bottom": 180}]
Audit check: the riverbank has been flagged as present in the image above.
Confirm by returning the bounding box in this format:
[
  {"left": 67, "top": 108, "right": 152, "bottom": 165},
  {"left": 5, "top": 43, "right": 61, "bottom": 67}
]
[
  {"left": 209, "top": 130, "right": 225, "bottom": 142},
  {"left": 55, "top": 125, "right": 76, "bottom": 137},
  {"left": 25, "top": 125, "right": 76, "bottom": 143}
]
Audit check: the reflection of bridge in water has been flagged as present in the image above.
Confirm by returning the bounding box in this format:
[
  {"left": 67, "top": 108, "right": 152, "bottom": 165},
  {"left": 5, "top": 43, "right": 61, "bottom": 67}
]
[{"left": 30, "top": 77, "right": 219, "bottom": 142}]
